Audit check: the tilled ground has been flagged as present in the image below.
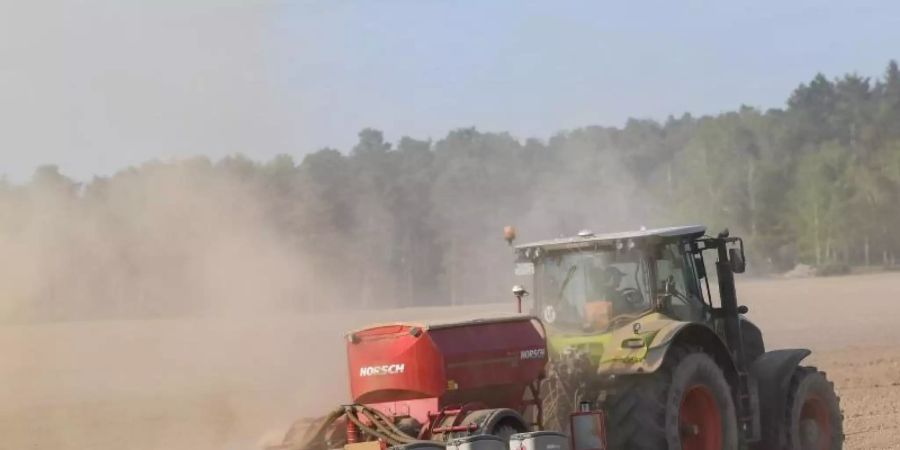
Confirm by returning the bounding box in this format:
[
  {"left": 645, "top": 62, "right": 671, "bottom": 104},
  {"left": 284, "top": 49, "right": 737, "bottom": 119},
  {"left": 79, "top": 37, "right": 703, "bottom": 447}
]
[
  {"left": 814, "top": 348, "right": 900, "bottom": 449},
  {"left": 1, "top": 273, "right": 899, "bottom": 449}
]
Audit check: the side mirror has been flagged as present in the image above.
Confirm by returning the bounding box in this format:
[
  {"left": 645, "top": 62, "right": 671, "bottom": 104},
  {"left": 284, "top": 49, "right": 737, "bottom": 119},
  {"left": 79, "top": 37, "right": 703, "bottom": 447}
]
[{"left": 729, "top": 248, "right": 746, "bottom": 273}]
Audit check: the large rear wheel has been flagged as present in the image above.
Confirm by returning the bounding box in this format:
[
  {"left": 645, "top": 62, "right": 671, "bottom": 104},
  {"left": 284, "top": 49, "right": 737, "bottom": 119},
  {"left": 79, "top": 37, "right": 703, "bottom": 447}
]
[{"left": 605, "top": 347, "right": 738, "bottom": 450}]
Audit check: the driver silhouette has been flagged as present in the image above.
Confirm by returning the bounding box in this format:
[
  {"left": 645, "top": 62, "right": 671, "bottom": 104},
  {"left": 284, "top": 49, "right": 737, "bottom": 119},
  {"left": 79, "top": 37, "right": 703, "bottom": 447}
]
[{"left": 591, "top": 265, "right": 626, "bottom": 302}]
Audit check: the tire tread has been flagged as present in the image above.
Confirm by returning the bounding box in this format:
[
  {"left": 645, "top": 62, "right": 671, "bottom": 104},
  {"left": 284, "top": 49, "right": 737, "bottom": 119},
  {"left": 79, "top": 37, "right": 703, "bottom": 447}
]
[{"left": 783, "top": 366, "right": 844, "bottom": 450}]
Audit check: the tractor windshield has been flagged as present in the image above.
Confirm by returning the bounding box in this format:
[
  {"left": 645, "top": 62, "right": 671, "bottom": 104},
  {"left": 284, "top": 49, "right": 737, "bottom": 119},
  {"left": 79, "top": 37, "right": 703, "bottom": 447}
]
[{"left": 534, "top": 248, "right": 653, "bottom": 332}]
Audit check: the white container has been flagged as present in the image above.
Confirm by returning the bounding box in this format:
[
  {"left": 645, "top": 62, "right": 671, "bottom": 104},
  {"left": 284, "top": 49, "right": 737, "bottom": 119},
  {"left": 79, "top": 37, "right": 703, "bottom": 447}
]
[
  {"left": 509, "top": 431, "right": 569, "bottom": 450},
  {"left": 447, "top": 434, "right": 507, "bottom": 450}
]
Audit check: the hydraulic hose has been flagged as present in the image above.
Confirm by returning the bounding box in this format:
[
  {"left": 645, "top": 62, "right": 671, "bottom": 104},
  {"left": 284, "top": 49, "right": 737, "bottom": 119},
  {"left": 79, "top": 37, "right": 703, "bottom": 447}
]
[{"left": 273, "top": 404, "right": 442, "bottom": 450}]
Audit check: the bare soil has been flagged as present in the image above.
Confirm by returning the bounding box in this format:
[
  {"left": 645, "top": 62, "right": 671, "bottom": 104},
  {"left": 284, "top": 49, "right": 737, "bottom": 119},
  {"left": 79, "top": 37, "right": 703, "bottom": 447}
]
[{"left": 1, "top": 273, "right": 899, "bottom": 449}]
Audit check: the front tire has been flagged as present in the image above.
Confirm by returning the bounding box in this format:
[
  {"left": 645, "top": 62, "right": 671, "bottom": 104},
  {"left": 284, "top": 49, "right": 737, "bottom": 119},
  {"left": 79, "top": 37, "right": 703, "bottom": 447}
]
[
  {"left": 606, "top": 347, "right": 739, "bottom": 450},
  {"left": 784, "top": 367, "right": 843, "bottom": 450}
]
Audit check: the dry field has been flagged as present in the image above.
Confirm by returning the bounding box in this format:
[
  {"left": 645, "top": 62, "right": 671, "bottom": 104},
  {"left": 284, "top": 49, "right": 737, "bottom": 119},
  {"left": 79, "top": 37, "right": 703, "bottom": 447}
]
[{"left": 1, "top": 272, "right": 899, "bottom": 449}]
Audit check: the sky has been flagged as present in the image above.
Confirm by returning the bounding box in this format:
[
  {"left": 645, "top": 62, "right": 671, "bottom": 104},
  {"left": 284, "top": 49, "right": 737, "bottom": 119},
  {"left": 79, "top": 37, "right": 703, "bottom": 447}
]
[{"left": 0, "top": 0, "right": 898, "bottom": 182}]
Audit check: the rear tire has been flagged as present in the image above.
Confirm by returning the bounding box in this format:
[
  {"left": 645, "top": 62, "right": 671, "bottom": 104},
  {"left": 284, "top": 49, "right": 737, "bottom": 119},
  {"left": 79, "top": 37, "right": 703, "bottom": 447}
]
[
  {"left": 605, "top": 347, "right": 739, "bottom": 450},
  {"left": 783, "top": 367, "right": 843, "bottom": 450}
]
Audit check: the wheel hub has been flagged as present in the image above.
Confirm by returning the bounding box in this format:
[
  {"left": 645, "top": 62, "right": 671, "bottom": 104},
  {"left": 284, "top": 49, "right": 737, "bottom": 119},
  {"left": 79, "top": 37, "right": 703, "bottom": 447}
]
[
  {"left": 800, "top": 395, "right": 832, "bottom": 450},
  {"left": 679, "top": 385, "right": 722, "bottom": 450}
]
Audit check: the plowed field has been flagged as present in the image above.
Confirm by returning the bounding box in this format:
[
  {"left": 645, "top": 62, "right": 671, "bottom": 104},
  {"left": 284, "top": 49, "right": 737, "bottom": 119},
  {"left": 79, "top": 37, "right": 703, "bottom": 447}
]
[{"left": 2, "top": 273, "right": 898, "bottom": 449}]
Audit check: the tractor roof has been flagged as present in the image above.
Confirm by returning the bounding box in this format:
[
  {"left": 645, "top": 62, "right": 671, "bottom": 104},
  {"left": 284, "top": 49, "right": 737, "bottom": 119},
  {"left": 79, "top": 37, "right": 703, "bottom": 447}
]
[{"left": 515, "top": 225, "right": 706, "bottom": 252}]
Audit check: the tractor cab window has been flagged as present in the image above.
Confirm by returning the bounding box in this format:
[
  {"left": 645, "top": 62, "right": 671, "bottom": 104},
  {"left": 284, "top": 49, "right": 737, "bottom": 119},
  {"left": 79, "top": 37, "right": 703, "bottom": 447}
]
[
  {"left": 535, "top": 248, "right": 652, "bottom": 332},
  {"left": 656, "top": 243, "right": 705, "bottom": 321}
]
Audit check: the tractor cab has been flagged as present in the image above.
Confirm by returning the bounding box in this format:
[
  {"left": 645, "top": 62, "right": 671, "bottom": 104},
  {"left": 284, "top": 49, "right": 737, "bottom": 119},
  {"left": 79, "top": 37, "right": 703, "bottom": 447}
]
[{"left": 514, "top": 226, "right": 709, "bottom": 335}]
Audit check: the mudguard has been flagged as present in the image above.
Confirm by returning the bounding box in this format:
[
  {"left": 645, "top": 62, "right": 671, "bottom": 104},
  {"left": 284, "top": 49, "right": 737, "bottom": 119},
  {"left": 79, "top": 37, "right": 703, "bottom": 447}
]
[
  {"left": 749, "top": 348, "right": 811, "bottom": 449},
  {"left": 596, "top": 318, "right": 732, "bottom": 377}
]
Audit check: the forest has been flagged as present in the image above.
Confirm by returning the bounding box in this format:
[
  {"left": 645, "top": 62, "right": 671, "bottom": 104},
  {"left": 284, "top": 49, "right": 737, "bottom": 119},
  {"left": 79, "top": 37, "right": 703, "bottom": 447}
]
[{"left": 2, "top": 61, "right": 900, "bottom": 319}]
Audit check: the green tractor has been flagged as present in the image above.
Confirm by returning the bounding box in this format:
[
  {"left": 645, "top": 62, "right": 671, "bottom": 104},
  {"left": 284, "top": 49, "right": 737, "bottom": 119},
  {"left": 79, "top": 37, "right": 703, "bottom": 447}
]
[{"left": 508, "top": 225, "right": 842, "bottom": 450}]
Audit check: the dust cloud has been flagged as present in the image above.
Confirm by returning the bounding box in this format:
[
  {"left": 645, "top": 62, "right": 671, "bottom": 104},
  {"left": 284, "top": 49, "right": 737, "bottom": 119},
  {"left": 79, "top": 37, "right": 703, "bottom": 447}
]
[
  {"left": 0, "top": 162, "right": 323, "bottom": 322},
  {"left": 0, "top": 161, "right": 347, "bottom": 449}
]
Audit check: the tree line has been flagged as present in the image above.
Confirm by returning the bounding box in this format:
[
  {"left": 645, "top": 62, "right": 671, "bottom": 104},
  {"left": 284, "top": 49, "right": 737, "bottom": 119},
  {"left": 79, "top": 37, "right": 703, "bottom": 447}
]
[{"left": 2, "top": 61, "right": 900, "bottom": 319}]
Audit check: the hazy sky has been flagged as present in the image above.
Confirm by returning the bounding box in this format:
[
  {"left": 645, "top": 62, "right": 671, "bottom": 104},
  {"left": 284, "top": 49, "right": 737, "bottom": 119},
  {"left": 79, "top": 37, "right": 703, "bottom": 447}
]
[{"left": 1, "top": 0, "right": 898, "bottom": 181}]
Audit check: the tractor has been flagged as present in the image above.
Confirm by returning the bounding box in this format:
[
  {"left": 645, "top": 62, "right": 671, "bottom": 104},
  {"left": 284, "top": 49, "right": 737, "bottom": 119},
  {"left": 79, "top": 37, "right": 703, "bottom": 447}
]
[{"left": 507, "top": 225, "right": 843, "bottom": 450}]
